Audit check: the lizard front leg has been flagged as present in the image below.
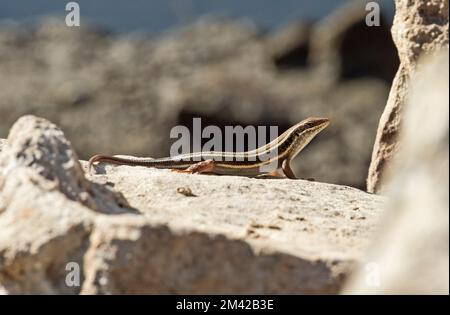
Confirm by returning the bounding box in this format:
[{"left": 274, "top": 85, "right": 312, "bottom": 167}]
[
  {"left": 255, "top": 169, "right": 284, "bottom": 179},
  {"left": 282, "top": 159, "right": 297, "bottom": 179},
  {"left": 172, "top": 159, "right": 217, "bottom": 174}
]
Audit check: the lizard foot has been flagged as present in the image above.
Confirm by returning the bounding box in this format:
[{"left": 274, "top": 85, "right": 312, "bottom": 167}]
[{"left": 172, "top": 159, "right": 216, "bottom": 174}]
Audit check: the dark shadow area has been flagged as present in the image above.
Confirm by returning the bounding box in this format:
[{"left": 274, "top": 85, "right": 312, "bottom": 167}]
[{"left": 340, "top": 16, "right": 400, "bottom": 83}]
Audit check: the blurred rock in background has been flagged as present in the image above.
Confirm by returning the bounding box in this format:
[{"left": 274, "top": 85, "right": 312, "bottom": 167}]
[
  {"left": 343, "top": 51, "right": 449, "bottom": 294},
  {"left": 0, "top": 1, "right": 399, "bottom": 189}
]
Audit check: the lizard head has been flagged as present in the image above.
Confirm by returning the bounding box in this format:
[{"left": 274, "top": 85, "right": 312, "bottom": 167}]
[
  {"left": 288, "top": 117, "right": 330, "bottom": 159},
  {"left": 297, "top": 117, "right": 330, "bottom": 132}
]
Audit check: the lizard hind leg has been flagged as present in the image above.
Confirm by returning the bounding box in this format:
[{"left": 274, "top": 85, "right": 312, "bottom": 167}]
[{"left": 172, "top": 159, "right": 217, "bottom": 174}]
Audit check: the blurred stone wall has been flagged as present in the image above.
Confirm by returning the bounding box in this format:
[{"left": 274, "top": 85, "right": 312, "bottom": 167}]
[{"left": 0, "top": 2, "right": 399, "bottom": 189}]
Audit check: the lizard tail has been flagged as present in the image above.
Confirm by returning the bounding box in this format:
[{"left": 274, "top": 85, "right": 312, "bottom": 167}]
[
  {"left": 88, "top": 154, "right": 155, "bottom": 174},
  {"left": 88, "top": 154, "right": 107, "bottom": 174}
]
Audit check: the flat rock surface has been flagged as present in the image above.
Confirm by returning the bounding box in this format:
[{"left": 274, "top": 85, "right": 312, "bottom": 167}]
[
  {"left": 80, "top": 163, "right": 386, "bottom": 294},
  {"left": 87, "top": 163, "right": 384, "bottom": 261}
]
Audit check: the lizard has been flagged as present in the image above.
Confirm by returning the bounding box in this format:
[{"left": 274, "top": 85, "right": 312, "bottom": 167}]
[{"left": 88, "top": 117, "right": 330, "bottom": 179}]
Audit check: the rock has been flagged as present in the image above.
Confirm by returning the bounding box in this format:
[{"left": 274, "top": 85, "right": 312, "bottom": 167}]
[
  {"left": 0, "top": 115, "right": 130, "bottom": 294},
  {"left": 367, "top": 0, "right": 449, "bottom": 193},
  {"left": 0, "top": 115, "right": 387, "bottom": 294},
  {"left": 0, "top": 115, "right": 131, "bottom": 215},
  {"left": 343, "top": 51, "right": 449, "bottom": 294}
]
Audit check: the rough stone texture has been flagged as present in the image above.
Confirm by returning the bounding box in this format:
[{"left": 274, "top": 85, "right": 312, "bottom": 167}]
[
  {"left": 367, "top": 0, "right": 449, "bottom": 193},
  {"left": 0, "top": 5, "right": 398, "bottom": 189},
  {"left": 0, "top": 115, "right": 386, "bottom": 294},
  {"left": 344, "top": 52, "right": 449, "bottom": 294},
  {"left": 0, "top": 116, "right": 131, "bottom": 215},
  {"left": 0, "top": 116, "right": 135, "bottom": 294}
]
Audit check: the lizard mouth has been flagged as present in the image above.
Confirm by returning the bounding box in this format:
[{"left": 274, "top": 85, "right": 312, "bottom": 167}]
[
  {"left": 315, "top": 117, "right": 330, "bottom": 127},
  {"left": 307, "top": 117, "right": 330, "bottom": 131}
]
